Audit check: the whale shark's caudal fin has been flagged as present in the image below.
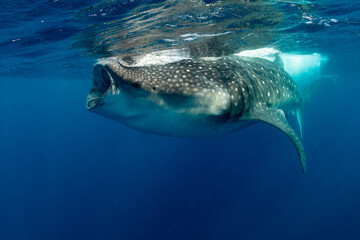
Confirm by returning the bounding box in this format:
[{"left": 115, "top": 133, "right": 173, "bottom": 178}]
[{"left": 249, "top": 104, "right": 306, "bottom": 173}]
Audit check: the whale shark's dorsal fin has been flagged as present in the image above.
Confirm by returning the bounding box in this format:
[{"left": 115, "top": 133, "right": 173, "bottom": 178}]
[{"left": 249, "top": 105, "right": 306, "bottom": 173}]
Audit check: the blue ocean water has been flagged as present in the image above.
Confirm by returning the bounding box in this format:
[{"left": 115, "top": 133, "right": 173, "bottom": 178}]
[{"left": 0, "top": 1, "right": 360, "bottom": 239}]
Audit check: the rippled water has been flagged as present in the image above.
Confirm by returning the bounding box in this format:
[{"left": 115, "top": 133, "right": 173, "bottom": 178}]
[{"left": 1, "top": 0, "right": 359, "bottom": 77}]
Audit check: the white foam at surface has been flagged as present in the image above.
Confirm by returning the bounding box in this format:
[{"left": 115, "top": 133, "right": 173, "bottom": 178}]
[
  {"left": 236, "top": 47, "right": 328, "bottom": 89},
  {"left": 279, "top": 53, "right": 328, "bottom": 88},
  {"left": 280, "top": 53, "right": 324, "bottom": 76},
  {"left": 235, "top": 47, "right": 281, "bottom": 61}
]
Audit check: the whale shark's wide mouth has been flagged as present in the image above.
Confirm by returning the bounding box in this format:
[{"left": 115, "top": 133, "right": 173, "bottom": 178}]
[
  {"left": 87, "top": 59, "right": 141, "bottom": 110},
  {"left": 87, "top": 64, "right": 112, "bottom": 110}
]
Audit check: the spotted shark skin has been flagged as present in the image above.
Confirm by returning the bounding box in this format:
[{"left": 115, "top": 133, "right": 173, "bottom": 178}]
[{"left": 87, "top": 54, "right": 306, "bottom": 172}]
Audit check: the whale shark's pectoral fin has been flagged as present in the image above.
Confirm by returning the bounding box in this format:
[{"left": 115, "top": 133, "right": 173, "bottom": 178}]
[{"left": 249, "top": 105, "right": 306, "bottom": 173}]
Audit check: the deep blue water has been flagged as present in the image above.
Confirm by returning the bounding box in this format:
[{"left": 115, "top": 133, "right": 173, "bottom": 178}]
[{"left": 1, "top": 1, "right": 360, "bottom": 239}]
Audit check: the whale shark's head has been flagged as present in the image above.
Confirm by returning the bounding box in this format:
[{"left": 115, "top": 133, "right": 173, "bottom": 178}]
[{"left": 86, "top": 58, "right": 233, "bottom": 137}]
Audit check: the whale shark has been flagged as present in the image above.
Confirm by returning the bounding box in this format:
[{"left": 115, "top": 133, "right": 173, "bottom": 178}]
[{"left": 87, "top": 50, "right": 318, "bottom": 172}]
